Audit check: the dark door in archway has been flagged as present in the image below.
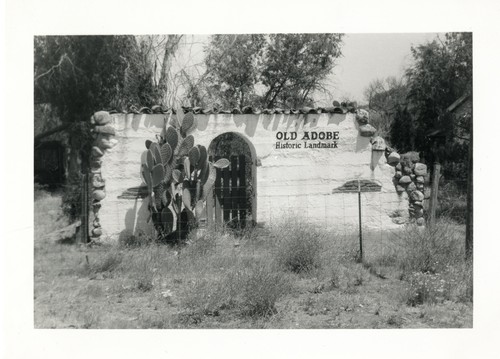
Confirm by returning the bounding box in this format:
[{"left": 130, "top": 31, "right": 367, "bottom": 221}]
[
  {"left": 207, "top": 132, "right": 254, "bottom": 228},
  {"left": 208, "top": 155, "right": 247, "bottom": 228}
]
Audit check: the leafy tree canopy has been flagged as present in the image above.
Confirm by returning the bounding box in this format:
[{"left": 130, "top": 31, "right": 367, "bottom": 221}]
[
  {"left": 261, "top": 33, "right": 343, "bottom": 108},
  {"left": 34, "top": 35, "right": 152, "bottom": 123},
  {"left": 204, "top": 34, "right": 266, "bottom": 109},
  {"left": 363, "top": 32, "right": 472, "bottom": 180},
  {"left": 203, "top": 34, "right": 344, "bottom": 109},
  {"left": 405, "top": 32, "right": 472, "bottom": 139}
]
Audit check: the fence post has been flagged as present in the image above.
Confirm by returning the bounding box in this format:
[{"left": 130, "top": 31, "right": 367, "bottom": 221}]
[
  {"left": 80, "top": 172, "right": 89, "bottom": 244},
  {"left": 466, "top": 118, "right": 473, "bottom": 260},
  {"left": 357, "top": 180, "right": 363, "bottom": 263},
  {"left": 428, "top": 163, "right": 441, "bottom": 227}
]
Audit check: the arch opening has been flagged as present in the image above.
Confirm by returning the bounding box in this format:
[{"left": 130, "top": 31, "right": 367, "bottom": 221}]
[{"left": 208, "top": 132, "right": 257, "bottom": 228}]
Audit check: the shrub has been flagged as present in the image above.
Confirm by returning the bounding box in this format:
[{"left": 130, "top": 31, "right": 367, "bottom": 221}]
[
  {"left": 402, "top": 264, "right": 472, "bottom": 306},
  {"left": 326, "top": 262, "right": 371, "bottom": 291},
  {"left": 437, "top": 181, "right": 467, "bottom": 224},
  {"left": 395, "top": 219, "right": 465, "bottom": 275},
  {"left": 181, "top": 273, "right": 239, "bottom": 318},
  {"left": 117, "top": 246, "right": 164, "bottom": 291},
  {"left": 404, "top": 271, "right": 447, "bottom": 305},
  {"left": 118, "top": 230, "right": 153, "bottom": 248},
  {"left": 34, "top": 185, "right": 70, "bottom": 238},
  {"left": 272, "top": 221, "right": 324, "bottom": 273},
  {"left": 393, "top": 218, "right": 473, "bottom": 305},
  {"left": 239, "top": 263, "right": 291, "bottom": 317},
  {"left": 180, "top": 260, "right": 290, "bottom": 320},
  {"left": 183, "top": 226, "right": 221, "bottom": 257},
  {"left": 93, "top": 251, "right": 123, "bottom": 273},
  {"left": 78, "top": 250, "right": 123, "bottom": 276}
]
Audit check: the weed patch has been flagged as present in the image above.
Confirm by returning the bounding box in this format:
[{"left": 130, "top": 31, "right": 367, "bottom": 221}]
[
  {"left": 180, "top": 259, "right": 290, "bottom": 321},
  {"left": 239, "top": 263, "right": 291, "bottom": 317},
  {"left": 394, "top": 219, "right": 465, "bottom": 275},
  {"left": 272, "top": 221, "right": 324, "bottom": 273}
]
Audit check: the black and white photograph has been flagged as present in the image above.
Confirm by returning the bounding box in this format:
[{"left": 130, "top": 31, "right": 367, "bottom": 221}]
[
  {"left": 3, "top": 0, "right": 500, "bottom": 358},
  {"left": 32, "top": 32, "right": 473, "bottom": 329}
]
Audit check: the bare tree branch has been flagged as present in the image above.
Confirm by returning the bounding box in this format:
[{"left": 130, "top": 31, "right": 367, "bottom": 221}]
[{"left": 34, "top": 53, "right": 79, "bottom": 82}]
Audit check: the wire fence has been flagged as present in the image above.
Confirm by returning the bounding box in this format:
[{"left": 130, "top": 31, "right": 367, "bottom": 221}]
[{"left": 34, "top": 174, "right": 470, "bottom": 261}]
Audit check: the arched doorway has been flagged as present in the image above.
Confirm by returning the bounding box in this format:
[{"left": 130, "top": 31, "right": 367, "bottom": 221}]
[{"left": 208, "top": 132, "right": 256, "bottom": 228}]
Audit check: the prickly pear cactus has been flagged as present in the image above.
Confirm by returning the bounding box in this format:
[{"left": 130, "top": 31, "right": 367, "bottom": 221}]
[{"left": 142, "top": 109, "right": 228, "bottom": 243}]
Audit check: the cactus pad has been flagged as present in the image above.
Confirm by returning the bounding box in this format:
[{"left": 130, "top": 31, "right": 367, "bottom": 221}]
[
  {"left": 160, "top": 143, "right": 172, "bottom": 164},
  {"left": 165, "top": 126, "right": 178, "bottom": 152},
  {"left": 150, "top": 142, "right": 162, "bottom": 165},
  {"left": 161, "top": 207, "right": 174, "bottom": 232},
  {"left": 198, "top": 145, "right": 207, "bottom": 167},
  {"left": 163, "top": 163, "right": 172, "bottom": 182},
  {"left": 181, "top": 112, "right": 196, "bottom": 137},
  {"left": 161, "top": 189, "right": 172, "bottom": 207},
  {"left": 172, "top": 169, "right": 182, "bottom": 183},
  {"left": 142, "top": 163, "right": 153, "bottom": 191},
  {"left": 146, "top": 149, "right": 154, "bottom": 171},
  {"left": 202, "top": 164, "right": 216, "bottom": 197},
  {"left": 153, "top": 186, "right": 162, "bottom": 210},
  {"left": 178, "top": 135, "right": 194, "bottom": 157},
  {"left": 182, "top": 188, "right": 192, "bottom": 210},
  {"left": 213, "top": 158, "right": 230, "bottom": 169},
  {"left": 199, "top": 161, "right": 210, "bottom": 185},
  {"left": 152, "top": 164, "right": 165, "bottom": 187},
  {"left": 188, "top": 146, "right": 200, "bottom": 168},
  {"left": 183, "top": 157, "right": 191, "bottom": 179}
]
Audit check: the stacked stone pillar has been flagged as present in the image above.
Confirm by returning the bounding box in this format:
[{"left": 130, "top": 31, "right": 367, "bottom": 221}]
[
  {"left": 387, "top": 150, "right": 428, "bottom": 226},
  {"left": 89, "top": 111, "right": 117, "bottom": 242}
]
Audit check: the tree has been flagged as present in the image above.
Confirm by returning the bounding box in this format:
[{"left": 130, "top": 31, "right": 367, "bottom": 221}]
[
  {"left": 136, "top": 35, "right": 184, "bottom": 106},
  {"left": 204, "top": 34, "right": 266, "bottom": 109},
  {"left": 402, "top": 33, "right": 472, "bottom": 166},
  {"left": 363, "top": 76, "right": 408, "bottom": 140},
  {"left": 35, "top": 36, "right": 149, "bottom": 120},
  {"left": 203, "top": 34, "right": 344, "bottom": 109},
  {"left": 34, "top": 35, "right": 153, "bottom": 219},
  {"left": 261, "top": 34, "right": 343, "bottom": 108},
  {"left": 364, "top": 33, "right": 472, "bottom": 172}
]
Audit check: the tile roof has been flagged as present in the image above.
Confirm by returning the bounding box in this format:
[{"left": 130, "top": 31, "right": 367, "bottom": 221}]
[{"left": 106, "top": 102, "right": 360, "bottom": 116}]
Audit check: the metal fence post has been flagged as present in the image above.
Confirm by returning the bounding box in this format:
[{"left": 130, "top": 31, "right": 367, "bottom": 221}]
[{"left": 358, "top": 180, "right": 363, "bottom": 263}]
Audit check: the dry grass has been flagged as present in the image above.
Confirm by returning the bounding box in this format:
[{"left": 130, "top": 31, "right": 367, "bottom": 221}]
[
  {"left": 34, "top": 191, "right": 472, "bottom": 329},
  {"left": 34, "top": 186, "right": 69, "bottom": 239}
]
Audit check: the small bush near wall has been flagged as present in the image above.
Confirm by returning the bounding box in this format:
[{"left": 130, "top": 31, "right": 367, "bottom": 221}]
[
  {"left": 272, "top": 220, "right": 325, "bottom": 273},
  {"left": 392, "top": 219, "right": 472, "bottom": 305}
]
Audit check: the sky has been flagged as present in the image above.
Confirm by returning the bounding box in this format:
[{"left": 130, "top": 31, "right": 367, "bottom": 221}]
[{"left": 330, "top": 33, "right": 440, "bottom": 103}]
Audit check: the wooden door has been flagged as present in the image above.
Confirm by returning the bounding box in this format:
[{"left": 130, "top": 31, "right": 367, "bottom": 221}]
[{"left": 207, "top": 155, "right": 247, "bottom": 228}]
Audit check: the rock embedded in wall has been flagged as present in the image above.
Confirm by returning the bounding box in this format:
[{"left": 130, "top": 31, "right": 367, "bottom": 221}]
[
  {"left": 399, "top": 176, "right": 412, "bottom": 184},
  {"left": 407, "top": 182, "right": 417, "bottom": 192},
  {"left": 359, "top": 124, "right": 377, "bottom": 137},
  {"left": 355, "top": 109, "right": 370, "bottom": 124},
  {"left": 387, "top": 151, "right": 400, "bottom": 166},
  {"left": 91, "top": 111, "right": 112, "bottom": 125},
  {"left": 88, "top": 111, "right": 117, "bottom": 242},
  {"left": 414, "top": 163, "right": 427, "bottom": 176},
  {"left": 370, "top": 136, "right": 386, "bottom": 151}
]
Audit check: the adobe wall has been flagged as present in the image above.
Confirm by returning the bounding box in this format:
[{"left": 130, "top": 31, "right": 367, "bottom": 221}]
[{"left": 98, "top": 112, "right": 408, "bottom": 241}]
